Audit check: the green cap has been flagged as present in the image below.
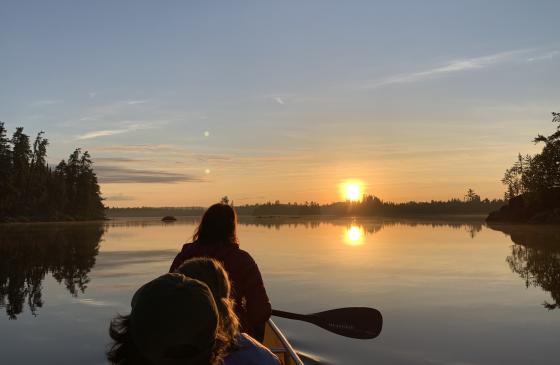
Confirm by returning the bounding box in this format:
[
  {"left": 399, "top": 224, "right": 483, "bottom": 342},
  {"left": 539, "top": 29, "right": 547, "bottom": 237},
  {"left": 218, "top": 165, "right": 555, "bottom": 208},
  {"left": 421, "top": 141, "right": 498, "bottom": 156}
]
[{"left": 130, "top": 273, "right": 218, "bottom": 365}]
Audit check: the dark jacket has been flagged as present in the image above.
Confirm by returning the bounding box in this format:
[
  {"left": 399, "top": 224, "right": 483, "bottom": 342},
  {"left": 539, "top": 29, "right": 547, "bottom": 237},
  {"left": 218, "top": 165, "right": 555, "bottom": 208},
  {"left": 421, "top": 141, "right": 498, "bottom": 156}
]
[{"left": 170, "top": 242, "right": 271, "bottom": 341}]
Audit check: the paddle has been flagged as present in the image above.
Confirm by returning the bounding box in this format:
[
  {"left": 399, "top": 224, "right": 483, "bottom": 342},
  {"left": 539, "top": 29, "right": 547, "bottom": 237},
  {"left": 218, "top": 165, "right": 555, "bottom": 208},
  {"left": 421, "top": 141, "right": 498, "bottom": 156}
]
[{"left": 272, "top": 307, "right": 382, "bottom": 339}]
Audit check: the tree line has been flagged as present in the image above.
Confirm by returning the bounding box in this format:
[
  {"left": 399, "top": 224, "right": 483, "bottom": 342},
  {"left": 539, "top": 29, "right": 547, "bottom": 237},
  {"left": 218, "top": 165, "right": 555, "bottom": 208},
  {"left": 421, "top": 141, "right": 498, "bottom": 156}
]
[
  {"left": 320, "top": 189, "right": 503, "bottom": 216},
  {"left": 205, "top": 191, "right": 503, "bottom": 217},
  {"left": 237, "top": 200, "right": 322, "bottom": 216},
  {"left": 0, "top": 123, "right": 105, "bottom": 222},
  {"left": 107, "top": 190, "right": 502, "bottom": 218},
  {"left": 502, "top": 112, "right": 560, "bottom": 199}
]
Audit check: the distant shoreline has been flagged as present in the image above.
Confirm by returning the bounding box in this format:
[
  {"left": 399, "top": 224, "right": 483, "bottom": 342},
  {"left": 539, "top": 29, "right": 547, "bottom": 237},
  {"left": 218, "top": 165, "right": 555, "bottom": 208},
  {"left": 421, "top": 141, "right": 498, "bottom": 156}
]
[
  {"left": 0, "top": 213, "right": 491, "bottom": 225},
  {"left": 107, "top": 213, "right": 491, "bottom": 221}
]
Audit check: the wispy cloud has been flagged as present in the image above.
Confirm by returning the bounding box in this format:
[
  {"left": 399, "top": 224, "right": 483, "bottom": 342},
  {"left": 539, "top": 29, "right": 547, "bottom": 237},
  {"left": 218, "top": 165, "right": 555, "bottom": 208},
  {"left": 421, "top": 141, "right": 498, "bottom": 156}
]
[
  {"left": 363, "top": 49, "right": 530, "bottom": 88},
  {"left": 32, "top": 99, "right": 58, "bottom": 107},
  {"left": 77, "top": 129, "right": 129, "bottom": 140},
  {"left": 95, "top": 165, "right": 203, "bottom": 184},
  {"left": 92, "top": 144, "right": 180, "bottom": 153},
  {"left": 527, "top": 50, "right": 560, "bottom": 62},
  {"left": 261, "top": 93, "right": 294, "bottom": 105},
  {"left": 125, "top": 100, "right": 149, "bottom": 105},
  {"left": 95, "top": 157, "right": 154, "bottom": 163},
  {"left": 76, "top": 121, "right": 161, "bottom": 140}
]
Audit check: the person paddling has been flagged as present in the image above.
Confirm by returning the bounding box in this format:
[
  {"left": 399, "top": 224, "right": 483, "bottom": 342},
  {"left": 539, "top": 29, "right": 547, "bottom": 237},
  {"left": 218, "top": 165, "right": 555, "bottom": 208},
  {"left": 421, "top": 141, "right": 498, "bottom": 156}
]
[{"left": 170, "top": 203, "right": 272, "bottom": 342}]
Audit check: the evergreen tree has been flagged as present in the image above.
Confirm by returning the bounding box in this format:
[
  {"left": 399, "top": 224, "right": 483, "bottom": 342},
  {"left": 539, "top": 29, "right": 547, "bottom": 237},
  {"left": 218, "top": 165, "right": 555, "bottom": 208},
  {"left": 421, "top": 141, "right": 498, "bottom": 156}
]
[
  {"left": 11, "top": 127, "right": 32, "bottom": 217},
  {"left": 0, "top": 122, "right": 13, "bottom": 218},
  {"left": 0, "top": 125, "right": 105, "bottom": 221},
  {"left": 29, "top": 132, "right": 50, "bottom": 218},
  {"left": 502, "top": 112, "right": 560, "bottom": 198}
]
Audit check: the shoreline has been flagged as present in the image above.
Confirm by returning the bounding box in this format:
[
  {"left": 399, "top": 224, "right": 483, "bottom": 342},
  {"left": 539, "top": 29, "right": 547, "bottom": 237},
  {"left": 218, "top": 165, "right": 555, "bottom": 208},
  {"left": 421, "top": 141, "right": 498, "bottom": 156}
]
[{"left": 1, "top": 213, "right": 493, "bottom": 225}]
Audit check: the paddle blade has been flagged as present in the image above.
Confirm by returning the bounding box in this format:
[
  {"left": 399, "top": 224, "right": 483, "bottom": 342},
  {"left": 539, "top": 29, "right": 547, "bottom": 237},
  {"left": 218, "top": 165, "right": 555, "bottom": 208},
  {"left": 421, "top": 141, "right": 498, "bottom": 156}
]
[{"left": 309, "top": 307, "right": 383, "bottom": 339}]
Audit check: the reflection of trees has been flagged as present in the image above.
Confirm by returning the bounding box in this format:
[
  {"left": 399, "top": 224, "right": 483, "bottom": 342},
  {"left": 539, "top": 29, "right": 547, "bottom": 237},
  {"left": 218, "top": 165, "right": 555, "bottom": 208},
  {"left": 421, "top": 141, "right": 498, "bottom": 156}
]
[
  {"left": 105, "top": 216, "right": 484, "bottom": 238},
  {"left": 0, "top": 223, "right": 104, "bottom": 319},
  {"left": 106, "top": 216, "right": 200, "bottom": 229},
  {"left": 241, "top": 217, "right": 483, "bottom": 238},
  {"left": 489, "top": 224, "right": 560, "bottom": 310},
  {"left": 241, "top": 218, "right": 323, "bottom": 230}
]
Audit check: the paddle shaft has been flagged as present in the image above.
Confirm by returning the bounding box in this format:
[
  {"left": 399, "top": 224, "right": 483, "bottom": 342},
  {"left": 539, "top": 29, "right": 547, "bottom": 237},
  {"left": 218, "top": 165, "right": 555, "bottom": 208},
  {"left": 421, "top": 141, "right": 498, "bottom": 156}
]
[{"left": 271, "top": 309, "right": 309, "bottom": 321}]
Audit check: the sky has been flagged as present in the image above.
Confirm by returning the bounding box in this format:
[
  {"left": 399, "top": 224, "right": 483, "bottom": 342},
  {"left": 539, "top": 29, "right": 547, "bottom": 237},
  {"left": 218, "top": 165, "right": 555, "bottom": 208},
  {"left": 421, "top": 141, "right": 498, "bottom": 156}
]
[{"left": 1, "top": 1, "right": 559, "bottom": 207}]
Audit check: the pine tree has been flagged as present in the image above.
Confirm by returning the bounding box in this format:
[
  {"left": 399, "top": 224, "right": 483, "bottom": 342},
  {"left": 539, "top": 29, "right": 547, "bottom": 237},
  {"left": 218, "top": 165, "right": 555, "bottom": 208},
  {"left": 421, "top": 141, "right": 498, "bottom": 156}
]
[
  {"left": 11, "top": 127, "right": 32, "bottom": 217},
  {"left": 0, "top": 122, "right": 13, "bottom": 218},
  {"left": 0, "top": 126, "right": 105, "bottom": 221}
]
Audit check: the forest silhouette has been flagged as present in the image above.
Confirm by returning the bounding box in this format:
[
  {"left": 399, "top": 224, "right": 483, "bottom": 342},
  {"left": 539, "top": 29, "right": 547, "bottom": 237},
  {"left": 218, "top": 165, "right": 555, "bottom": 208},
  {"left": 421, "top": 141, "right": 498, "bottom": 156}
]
[
  {"left": 502, "top": 112, "right": 560, "bottom": 199},
  {"left": 488, "top": 112, "right": 560, "bottom": 223},
  {"left": 0, "top": 223, "right": 104, "bottom": 319},
  {"left": 108, "top": 190, "right": 503, "bottom": 218},
  {"left": 0, "top": 123, "right": 105, "bottom": 222}
]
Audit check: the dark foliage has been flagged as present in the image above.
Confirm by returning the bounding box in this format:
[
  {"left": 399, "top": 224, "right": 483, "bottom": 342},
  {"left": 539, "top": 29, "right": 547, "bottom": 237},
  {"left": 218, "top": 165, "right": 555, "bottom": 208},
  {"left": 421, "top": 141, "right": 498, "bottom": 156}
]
[
  {"left": 502, "top": 112, "right": 560, "bottom": 199},
  {"left": 0, "top": 123, "right": 105, "bottom": 221},
  {"left": 107, "top": 191, "right": 501, "bottom": 218},
  {"left": 321, "top": 191, "right": 503, "bottom": 216},
  {"left": 233, "top": 189, "right": 501, "bottom": 217},
  {"left": 244, "top": 200, "right": 321, "bottom": 216},
  {"left": 489, "top": 113, "right": 560, "bottom": 223}
]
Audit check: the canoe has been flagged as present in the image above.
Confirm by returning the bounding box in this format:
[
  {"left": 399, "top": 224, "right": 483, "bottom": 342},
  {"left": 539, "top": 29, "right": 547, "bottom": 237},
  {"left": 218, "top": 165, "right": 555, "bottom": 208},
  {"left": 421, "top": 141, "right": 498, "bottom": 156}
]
[{"left": 264, "top": 319, "right": 305, "bottom": 365}]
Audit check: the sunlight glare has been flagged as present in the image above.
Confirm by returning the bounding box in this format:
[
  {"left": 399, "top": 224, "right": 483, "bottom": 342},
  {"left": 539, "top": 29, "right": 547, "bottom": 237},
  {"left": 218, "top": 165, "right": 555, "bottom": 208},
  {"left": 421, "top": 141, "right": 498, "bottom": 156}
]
[
  {"left": 343, "top": 181, "right": 363, "bottom": 201},
  {"left": 344, "top": 225, "right": 365, "bottom": 246}
]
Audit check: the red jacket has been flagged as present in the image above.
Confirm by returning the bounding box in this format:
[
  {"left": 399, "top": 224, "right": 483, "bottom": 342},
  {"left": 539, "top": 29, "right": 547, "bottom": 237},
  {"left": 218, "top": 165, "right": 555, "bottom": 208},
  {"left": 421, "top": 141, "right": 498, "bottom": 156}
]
[{"left": 169, "top": 242, "right": 271, "bottom": 341}]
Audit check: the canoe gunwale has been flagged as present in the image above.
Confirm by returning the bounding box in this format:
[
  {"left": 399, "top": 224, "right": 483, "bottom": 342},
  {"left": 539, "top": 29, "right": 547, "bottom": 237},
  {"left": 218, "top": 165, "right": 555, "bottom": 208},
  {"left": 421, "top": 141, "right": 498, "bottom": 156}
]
[{"left": 267, "top": 319, "right": 305, "bottom": 365}]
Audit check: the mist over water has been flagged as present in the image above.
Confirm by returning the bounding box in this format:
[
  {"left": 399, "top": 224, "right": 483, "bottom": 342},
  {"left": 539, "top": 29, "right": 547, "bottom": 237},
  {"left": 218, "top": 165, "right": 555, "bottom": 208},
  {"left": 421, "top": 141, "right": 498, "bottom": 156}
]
[{"left": 0, "top": 217, "right": 559, "bottom": 364}]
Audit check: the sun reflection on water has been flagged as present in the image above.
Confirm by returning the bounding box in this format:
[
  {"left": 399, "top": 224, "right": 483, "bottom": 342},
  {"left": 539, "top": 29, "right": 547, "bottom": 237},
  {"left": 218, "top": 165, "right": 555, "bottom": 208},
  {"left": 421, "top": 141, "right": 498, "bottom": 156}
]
[{"left": 344, "top": 225, "right": 365, "bottom": 246}]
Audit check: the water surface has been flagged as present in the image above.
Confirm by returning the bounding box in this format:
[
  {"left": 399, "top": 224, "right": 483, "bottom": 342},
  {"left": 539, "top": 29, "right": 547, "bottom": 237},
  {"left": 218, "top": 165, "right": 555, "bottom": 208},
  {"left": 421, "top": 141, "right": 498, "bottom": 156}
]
[{"left": 0, "top": 217, "right": 559, "bottom": 364}]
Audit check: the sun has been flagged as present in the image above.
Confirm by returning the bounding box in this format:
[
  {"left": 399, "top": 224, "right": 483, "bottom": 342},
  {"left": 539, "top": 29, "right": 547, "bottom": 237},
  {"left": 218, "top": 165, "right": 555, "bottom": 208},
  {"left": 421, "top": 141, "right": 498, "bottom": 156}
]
[{"left": 342, "top": 181, "right": 363, "bottom": 201}]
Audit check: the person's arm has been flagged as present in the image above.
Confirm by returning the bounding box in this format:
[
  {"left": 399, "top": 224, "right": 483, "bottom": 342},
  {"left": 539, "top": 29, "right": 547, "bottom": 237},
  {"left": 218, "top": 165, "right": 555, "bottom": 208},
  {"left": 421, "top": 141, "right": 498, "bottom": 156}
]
[{"left": 241, "top": 254, "right": 272, "bottom": 342}]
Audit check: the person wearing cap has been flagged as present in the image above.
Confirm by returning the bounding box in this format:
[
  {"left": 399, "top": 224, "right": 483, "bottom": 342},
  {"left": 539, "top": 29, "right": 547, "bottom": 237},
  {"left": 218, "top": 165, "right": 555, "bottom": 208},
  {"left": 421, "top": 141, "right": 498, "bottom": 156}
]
[
  {"left": 176, "top": 258, "right": 280, "bottom": 365},
  {"left": 107, "top": 273, "right": 228, "bottom": 365},
  {"left": 169, "top": 203, "right": 272, "bottom": 342}
]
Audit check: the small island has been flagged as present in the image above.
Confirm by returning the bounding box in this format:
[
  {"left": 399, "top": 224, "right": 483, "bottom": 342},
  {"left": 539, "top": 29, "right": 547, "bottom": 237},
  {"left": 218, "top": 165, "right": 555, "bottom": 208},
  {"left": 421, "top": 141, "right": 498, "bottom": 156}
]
[
  {"left": 161, "top": 215, "right": 177, "bottom": 222},
  {"left": 487, "top": 113, "right": 560, "bottom": 224},
  {"left": 0, "top": 123, "right": 105, "bottom": 222}
]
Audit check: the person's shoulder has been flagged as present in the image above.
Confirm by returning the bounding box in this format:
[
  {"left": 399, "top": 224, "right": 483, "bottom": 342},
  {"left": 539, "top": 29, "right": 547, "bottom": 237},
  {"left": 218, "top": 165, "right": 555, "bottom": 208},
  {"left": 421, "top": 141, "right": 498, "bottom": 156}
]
[
  {"left": 237, "top": 332, "right": 262, "bottom": 347},
  {"left": 180, "top": 242, "right": 196, "bottom": 252},
  {"left": 234, "top": 247, "right": 256, "bottom": 263},
  {"left": 232, "top": 333, "right": 280, "bottom": 365},
  {"left": 231, "top": 247, "right": 257, "bottom": 267}
]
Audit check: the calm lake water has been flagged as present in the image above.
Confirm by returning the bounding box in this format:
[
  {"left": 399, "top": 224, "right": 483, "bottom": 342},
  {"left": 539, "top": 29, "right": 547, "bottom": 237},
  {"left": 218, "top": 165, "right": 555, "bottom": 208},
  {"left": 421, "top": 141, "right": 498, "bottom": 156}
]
[{"left": 1, "top": 217, "right": 559, "bottom": 364}]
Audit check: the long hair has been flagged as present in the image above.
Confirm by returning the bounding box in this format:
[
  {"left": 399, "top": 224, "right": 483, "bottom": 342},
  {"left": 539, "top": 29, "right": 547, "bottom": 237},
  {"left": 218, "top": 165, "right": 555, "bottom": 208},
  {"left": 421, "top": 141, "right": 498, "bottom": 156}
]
[
  {"left": 176, "top": 258, "right": 240, "bottom": 355},
  {"left": 193, "top": 203, "right": 238, "bottom": 246}
]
